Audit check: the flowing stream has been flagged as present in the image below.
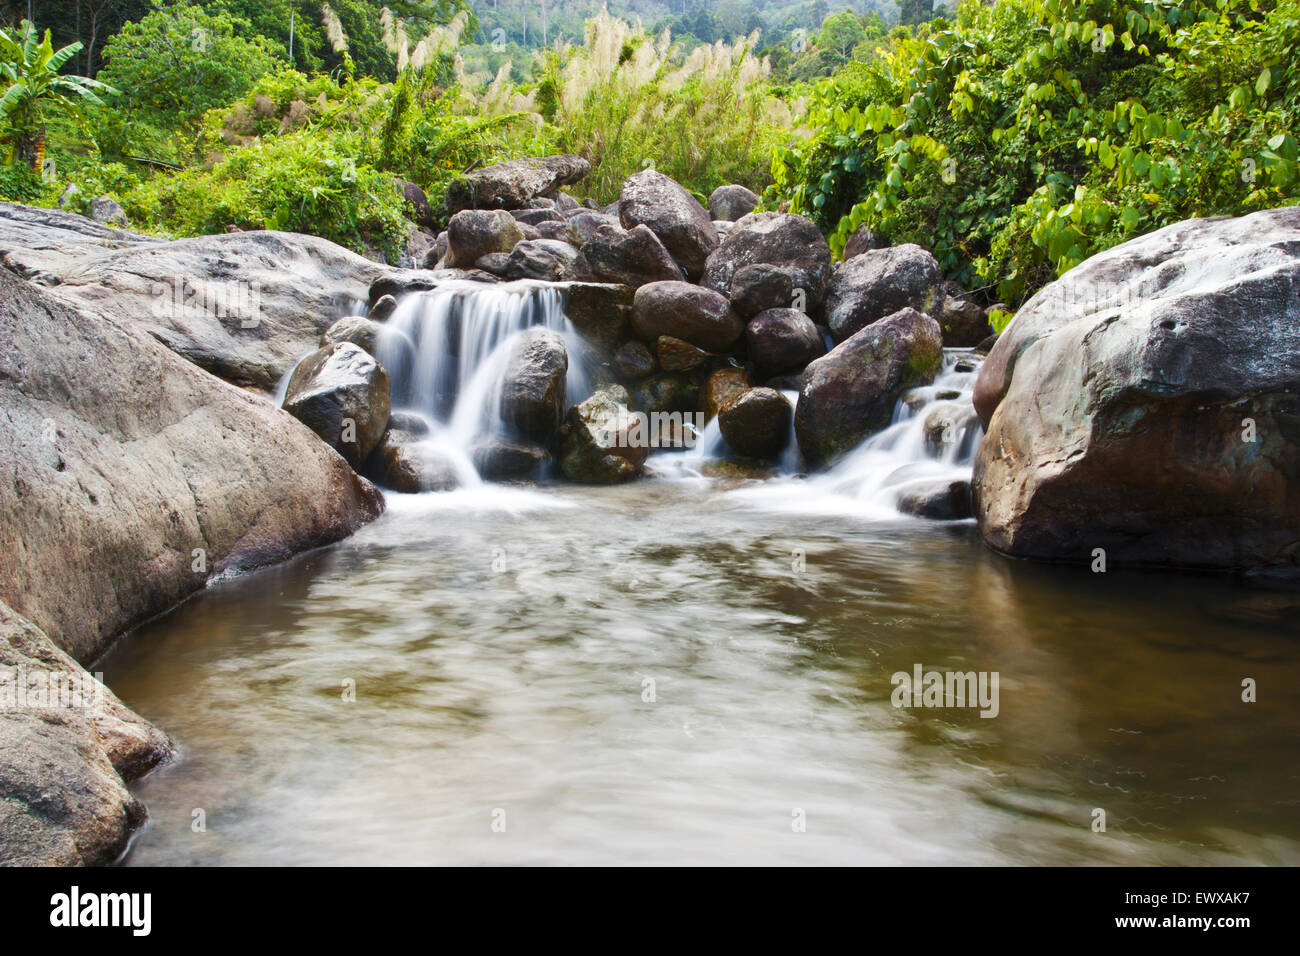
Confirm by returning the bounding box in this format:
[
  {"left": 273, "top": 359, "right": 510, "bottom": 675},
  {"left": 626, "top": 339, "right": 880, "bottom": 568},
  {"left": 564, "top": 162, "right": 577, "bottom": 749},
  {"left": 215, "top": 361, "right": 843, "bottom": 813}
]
[{"left": 100, "top": 286, "right": 1300, "bottom": 866}]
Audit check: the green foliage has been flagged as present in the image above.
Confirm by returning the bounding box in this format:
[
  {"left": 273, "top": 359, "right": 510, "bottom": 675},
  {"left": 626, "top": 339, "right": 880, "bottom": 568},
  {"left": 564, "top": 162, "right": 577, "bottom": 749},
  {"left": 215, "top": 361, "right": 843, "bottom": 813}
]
[
  {"left": 771, "top": 0, "right": 1300, "bottom": 303},
  {"left": 98, "top": 3, "right": 281, "bottom": 133},
  {"left": 0, "top": 159, "right": 46, "bottom": 202},
  {"left": 0, "top": 20, "right": 116, "bottom": 167},
  {"left": 125, "top": 131, "right": 411, "bottom": 257}
]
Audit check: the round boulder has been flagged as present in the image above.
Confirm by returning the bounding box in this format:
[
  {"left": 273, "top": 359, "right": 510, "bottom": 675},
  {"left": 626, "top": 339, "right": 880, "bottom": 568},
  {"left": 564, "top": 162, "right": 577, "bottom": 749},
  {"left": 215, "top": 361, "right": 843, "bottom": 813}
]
[
  {"left": 284, "top": 343, "right": 392, "bottom": 469},
  {"left": 745, "top": 308, "right": 824, "bottom": 378},
  {"left": 631, "top": 280, "right": 743, "bottom": 351},
  {"left": 824, "top": 244, "right": 944, "bottom": 341},
  {"left": 701, "top": 212, "right": 832, "bottom": 311},
  {"left": 708, "top": 184, "right": 760, "bottom": 222},
  {"left": 445, "top": 209, "right": 524, "bottom": 268},
  {"left": 719, "top": 387, "right": 792, "bottom": 460}
]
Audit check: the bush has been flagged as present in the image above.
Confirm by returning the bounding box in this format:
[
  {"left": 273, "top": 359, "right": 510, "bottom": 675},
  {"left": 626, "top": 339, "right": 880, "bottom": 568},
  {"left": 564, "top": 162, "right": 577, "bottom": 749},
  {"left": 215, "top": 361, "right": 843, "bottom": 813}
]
[{"left": 770, "top": 0, "right": 1300, "bottom": 304}]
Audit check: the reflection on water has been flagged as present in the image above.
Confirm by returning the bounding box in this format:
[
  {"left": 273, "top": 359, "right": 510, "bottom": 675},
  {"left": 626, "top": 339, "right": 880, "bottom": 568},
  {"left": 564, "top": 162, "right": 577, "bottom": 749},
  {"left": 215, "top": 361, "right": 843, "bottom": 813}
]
[{"left": 100, "top": 482, "right": 1300, "bottom": 865}]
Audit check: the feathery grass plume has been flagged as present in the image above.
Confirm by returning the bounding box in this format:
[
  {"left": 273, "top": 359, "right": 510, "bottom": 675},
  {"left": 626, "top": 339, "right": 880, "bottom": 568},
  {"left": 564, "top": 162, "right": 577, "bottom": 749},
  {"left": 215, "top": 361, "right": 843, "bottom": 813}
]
[
  {"left": 380, "top": 7, "right": 409, "bottom": 71},
  {"left": 321, "top": 4, "right": 348, "bottom": 53},
  {"left": 409, "top": 10, "right": 470, "bottom": 74}
]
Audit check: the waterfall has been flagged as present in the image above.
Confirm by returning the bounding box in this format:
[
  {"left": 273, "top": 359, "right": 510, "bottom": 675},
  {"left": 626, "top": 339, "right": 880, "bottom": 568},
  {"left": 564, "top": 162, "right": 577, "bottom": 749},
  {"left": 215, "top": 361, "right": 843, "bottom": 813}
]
[
  {"left": 373, "top": 280, "right": 595, "bottom": 483},
  {"left": 811, "top": 351, "right": 983, "bottom": 513},
  {"left": 696, "top": 350, "right": 984, "bottom": 518}
]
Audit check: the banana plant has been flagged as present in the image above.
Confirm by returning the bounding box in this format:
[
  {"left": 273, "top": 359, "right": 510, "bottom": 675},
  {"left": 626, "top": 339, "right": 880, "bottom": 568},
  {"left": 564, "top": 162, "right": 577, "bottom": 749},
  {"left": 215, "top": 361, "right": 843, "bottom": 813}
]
[{"left": 0, "top": 20, "right": 118, "bottom": 172}]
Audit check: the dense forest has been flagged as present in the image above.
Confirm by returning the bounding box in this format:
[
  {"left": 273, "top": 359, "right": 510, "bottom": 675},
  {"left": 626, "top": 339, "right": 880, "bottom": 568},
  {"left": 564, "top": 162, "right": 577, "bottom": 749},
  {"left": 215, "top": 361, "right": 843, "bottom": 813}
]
[{"left": 2, "top": 0, "right": 1297, "bottom": 305}]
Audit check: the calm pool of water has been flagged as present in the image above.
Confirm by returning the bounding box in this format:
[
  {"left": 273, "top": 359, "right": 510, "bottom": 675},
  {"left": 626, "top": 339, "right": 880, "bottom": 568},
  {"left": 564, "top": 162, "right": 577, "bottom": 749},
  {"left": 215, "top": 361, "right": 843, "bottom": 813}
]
[{"left": 100, "top": 480, "right": 1300, "bottom": 865}]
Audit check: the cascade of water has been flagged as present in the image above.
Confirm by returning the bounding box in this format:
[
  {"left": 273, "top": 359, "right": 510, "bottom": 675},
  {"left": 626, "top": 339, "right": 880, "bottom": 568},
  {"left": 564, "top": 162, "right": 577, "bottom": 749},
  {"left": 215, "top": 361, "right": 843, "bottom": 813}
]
[
  {"left": 809, "top": 350, "right": 984, "bottom": 511},
  {"left": 690, "top": 351, "right": 984, "bottom": 517},
  {"left": 372, "top": 280, "right": 595, "bottom": 484}
]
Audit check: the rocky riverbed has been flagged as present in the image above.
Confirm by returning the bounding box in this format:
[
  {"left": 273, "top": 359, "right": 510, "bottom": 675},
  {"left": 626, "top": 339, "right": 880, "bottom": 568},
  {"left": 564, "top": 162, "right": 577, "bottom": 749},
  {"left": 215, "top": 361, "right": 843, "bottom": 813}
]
[{"left": 0, "top": 157, "right": 1297, "bottom": 864}]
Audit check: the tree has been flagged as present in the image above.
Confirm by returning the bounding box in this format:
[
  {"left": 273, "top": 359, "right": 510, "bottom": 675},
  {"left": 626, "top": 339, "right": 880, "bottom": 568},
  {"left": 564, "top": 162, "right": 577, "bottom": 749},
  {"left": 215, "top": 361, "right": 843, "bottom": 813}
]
[
  {"left": 818, "top": 10, "right": 865, "bottom": 58},
  {"left": 98, "top": 3, "right": 280, "bottom": 132},
  {"left": 896, "top": 0, "right": 935, "bottom": 27},
  {"left": 0, "top": 20, "right": 115, "bottom": 170}
]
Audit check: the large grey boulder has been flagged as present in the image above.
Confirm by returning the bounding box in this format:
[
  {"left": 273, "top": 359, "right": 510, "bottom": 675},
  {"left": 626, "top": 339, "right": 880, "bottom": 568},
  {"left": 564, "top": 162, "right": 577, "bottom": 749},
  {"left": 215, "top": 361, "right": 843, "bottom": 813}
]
[
  {"left": 795, "top": 307, "right": 943, "bottom": 466},
  {"left": 499, "top": 328, "right": 569, "bottom": 442},
  {"left": 708, "top": 184, "right": 760, "bottom": 222},
  {"left": 0, "top": 269, "right": 383, "bottom": 665},
  {"left": 972, "top": 207, "right": 1300, "bottom": 573},
  {"left": 579, "top": 223, "right": 684, "bottom": 288},
  {"left": 283, "top": 343, "right": 392, "bottom": 468},
  {"left": 0, "top": 200, "right": 158, "bottom": 281},
  {"left": 631, "top": 280, "right": 743, "bottom": 351},
  {"left": 446, "top": 155, "right": 591, "bottom": 213},
  {"left": 445, "top": 209, "right": 525, "bottom": 268},
  {"left": 618, "top": 169, "right": 718, "bottom": 280},
  {"left": 701, "top": 212, "right": 832, "bottom": 312},
  {"left": 27, "top": 212, "right": 390, "bottom": 389},
  {"left": 321, "top": 315, "right": 384, "bottom": 355},
  {"left": 824, "top": 244, "right": 944, "bottom": 341}
]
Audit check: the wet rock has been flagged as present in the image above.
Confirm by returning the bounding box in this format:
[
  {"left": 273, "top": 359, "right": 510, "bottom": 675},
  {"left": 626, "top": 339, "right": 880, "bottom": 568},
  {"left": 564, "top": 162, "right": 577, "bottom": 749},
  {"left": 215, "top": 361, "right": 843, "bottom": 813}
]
[
  {"left": 387, "top": 410, "right": 431, "bottom": 436},
  {"left": 657, "top": 335, "right": 711, "bottom": 372},
  {"left": 579, "top": 222, "right": 684, "bottom": 288},
  {"left": 897, "top": 479, "right": 973, "bottom": 520},
  {"left": 745, "top": 307, "right": 824, "bottom": 378},
  {"left": 369, "top": 293, "right": 399, "bottom": 322},
  {"left": 363, "top": 430, "right": 460, "bottom": 492},
  {"left": 922, "top": 403, "right": 969, "bottom": 455},
  {"left": 0, "top": 599, "right": 176, "bottom": 866},
  {"left": 842, "top": 224, "right": 889, "bottom": 260},
  {"left": 613, "top": 340, "right": 655, "bottom": 380},
  {"left": 560, "top": 384, "right": 647, "bottom": 484},
  {"left": 284, "top": 342, "right": 392, "bottom": 468},
  {"left": 321, "top": 315, "right": 383, "bottom": 355},
  {"left": 631, "top": 280, "right": 743, "bottom": 351},
  {"left": 729, "top": 262, "right": 797, "bottom": 318},
  {"left": 499, "top": 328, "right": 568, "bottom": 443},
  {"left": 562, "top": 282, "right": 634, "bottom": 353},
  {"left": 719, "top": 387, "right": 792, "bottom": 460},
  {"left": 701, "top": 212, "right": 833, "bottom": 311},
  {"left": 632, "top": 373, "right": 699, "bottom": 415},
  {"left": 446, "top": 155, "right": 591, "bottom": 213},
  {"left": 972, "top": 206, "right": 1300, "bottom": 572},
  {"left": 825, "top": 244, "right": 944, "bottom": 341},
  {"left": 619, "top": 169, "right": 718, "bottom": 280},
  {"left": 974, "top": 332, "right": 999, "bottom": 354},
  {"left": 795, "top": 307, "right": 943, "bottom": 467},
  {"left": 504, "top": 239, "right": 582, "bottom": 281},
  {"left": 699, "top": 366, "right": 751, "bottom": 420},
  {"left": 472, "top": 436, "right": 551, "bottom": 481},
  {"left": 708, "top": 184, "right": 760, "bottom": 222},
  {"left": 445, "top": 209, "right": 525, "bottom": 268}
]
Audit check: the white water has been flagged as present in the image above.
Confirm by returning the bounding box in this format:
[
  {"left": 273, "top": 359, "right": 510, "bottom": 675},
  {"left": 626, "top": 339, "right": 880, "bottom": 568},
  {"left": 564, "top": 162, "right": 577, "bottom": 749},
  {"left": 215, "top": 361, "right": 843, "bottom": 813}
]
[
  {"left": 372, "top": 280, "right": 596, "bottom": 483},
  {"left": 657, "top": 352, "right": 983, "bottom": 519}
]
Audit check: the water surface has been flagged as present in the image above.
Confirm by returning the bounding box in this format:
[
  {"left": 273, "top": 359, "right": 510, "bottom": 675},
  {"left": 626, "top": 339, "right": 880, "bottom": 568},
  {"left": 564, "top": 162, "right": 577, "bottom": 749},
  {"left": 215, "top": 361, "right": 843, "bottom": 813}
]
[{"left": 102, "top": 481, "right": 1300, "bottom": 865}]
